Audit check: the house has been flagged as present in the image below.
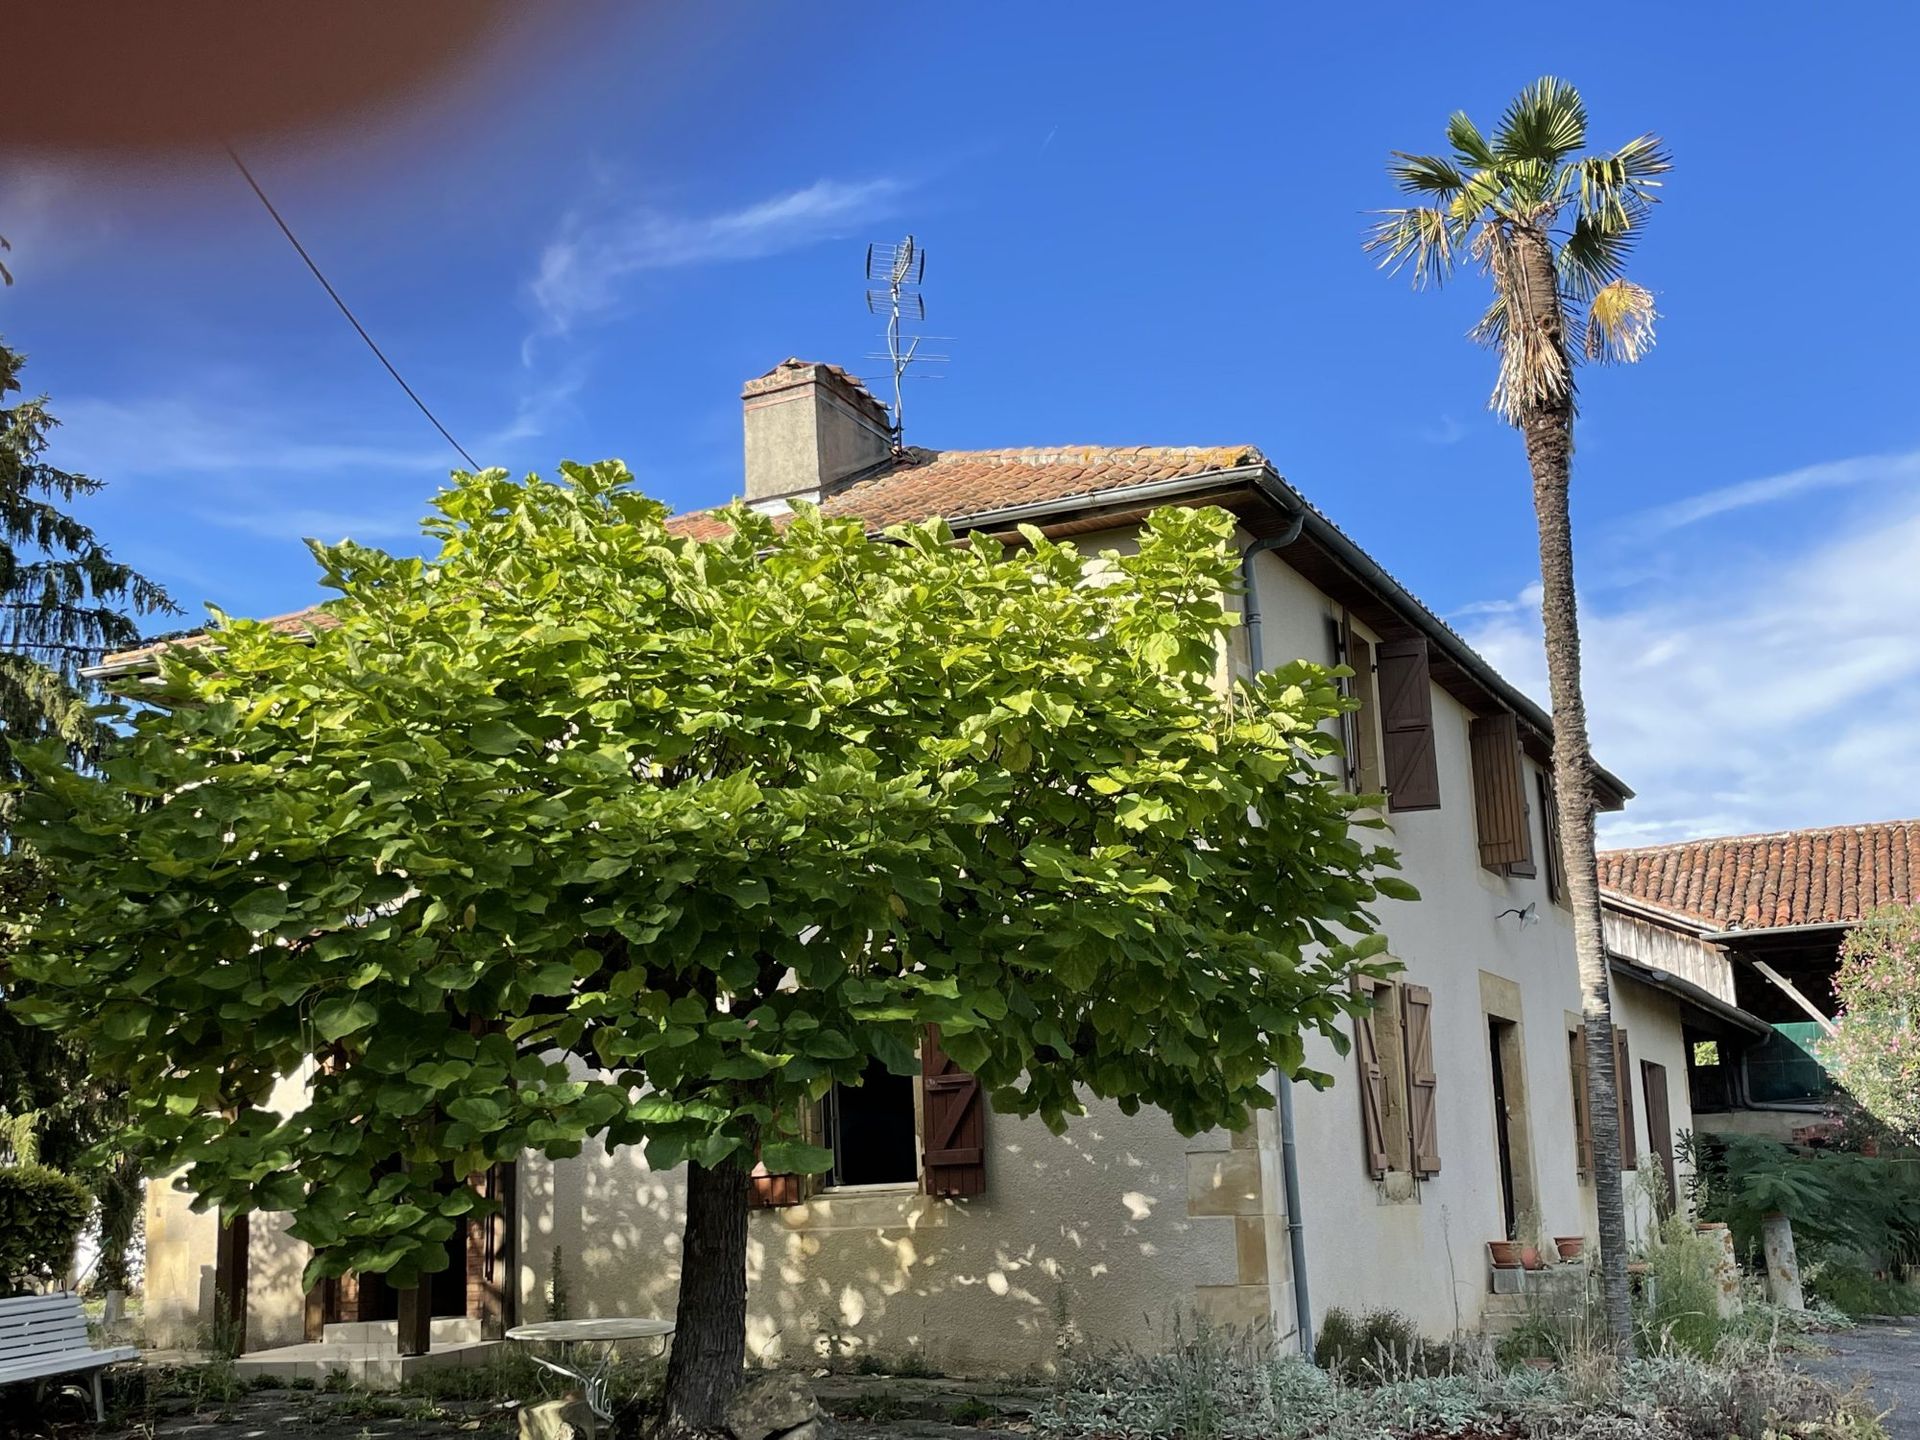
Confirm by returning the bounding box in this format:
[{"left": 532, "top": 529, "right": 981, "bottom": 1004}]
[
  {"left": 1600, "top": 820, "right": 1920, "bottom": 1142},
  {"left": 106, "top": 360, "right": 1708, "bottom": 1375}
]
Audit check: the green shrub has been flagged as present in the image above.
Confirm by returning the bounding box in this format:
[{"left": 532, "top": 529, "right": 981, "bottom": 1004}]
[
  {"left": 1313, "top": 1305, "right": 1422, "bottom": 1382},
  {"left": 0, "top": 1163, "right": 92, "bottom": 1293},
  {"left": 1636, "top": 1216, "right": 1724, "bottom": 1358},
  {"left": 1809, "top": 1258, "right": 1920, "bottom": 1318}
]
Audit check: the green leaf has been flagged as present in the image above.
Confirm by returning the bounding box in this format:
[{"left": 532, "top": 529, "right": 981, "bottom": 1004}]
[
  {"left": 469, "top": 721, "right": 526, "bottom": 755},
  {"left": 312, "top": 995, "right": 378, "bottom": 1042},
  {"left": 231, "top": 887, "right": 289, "bottom": 932}
]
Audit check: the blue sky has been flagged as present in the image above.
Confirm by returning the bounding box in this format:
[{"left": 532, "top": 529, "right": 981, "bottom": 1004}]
[{"left": 3, "top": 4, "right": 1917, "bottom": 844}]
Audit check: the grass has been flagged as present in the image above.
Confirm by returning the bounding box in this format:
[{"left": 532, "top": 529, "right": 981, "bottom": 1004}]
[{"left": 1035, "top": 1314, "right": 1887, "bottom": 1440}]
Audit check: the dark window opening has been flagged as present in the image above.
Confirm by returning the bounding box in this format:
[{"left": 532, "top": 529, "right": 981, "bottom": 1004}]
[
  {"left": 825, "top": 1058, "right": 919, "bottom": 1187},
  {"left": 1489, "top": 1018, "right": 1519, "bottom": 1240}
]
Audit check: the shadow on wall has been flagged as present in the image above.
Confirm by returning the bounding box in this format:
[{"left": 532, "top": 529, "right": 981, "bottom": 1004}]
[{"left": 519, "top": 1104, "right": 1241, "bottom": 1377}]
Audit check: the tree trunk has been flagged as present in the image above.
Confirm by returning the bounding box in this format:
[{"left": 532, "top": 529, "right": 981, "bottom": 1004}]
[
  {"left": 662, "top": 1144, "right": 753, "bottom": 1434},
  {"left": 1508, "top": 222, "right": 1636, "bottom": 1353}
]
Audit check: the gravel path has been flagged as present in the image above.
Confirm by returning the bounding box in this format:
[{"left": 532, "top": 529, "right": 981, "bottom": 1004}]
[{"left": 1800, "top": 1321, "right": 1920, "bottom": 1440}]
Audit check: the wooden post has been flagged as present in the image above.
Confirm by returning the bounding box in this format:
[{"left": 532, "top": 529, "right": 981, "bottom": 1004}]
[
  {"left": 396, "top": 1283, "right": 432, "bottom": 1357},
  {"left": 212, "top": 1213, "right": 250, "bottom": 1356}
]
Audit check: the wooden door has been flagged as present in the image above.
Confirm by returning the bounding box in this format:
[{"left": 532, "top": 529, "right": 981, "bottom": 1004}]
[{"left": 1641, "top": 1060, "right": 1677, "bottom": 1217}]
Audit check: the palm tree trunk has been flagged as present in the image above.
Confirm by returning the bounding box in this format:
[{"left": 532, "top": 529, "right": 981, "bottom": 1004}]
[
  {"left": 1510, "top": 223, "right": 1635, "bottom": 1353},
  {"left": 662, "top": 1142, "right": 753, "bottom": 1433}
]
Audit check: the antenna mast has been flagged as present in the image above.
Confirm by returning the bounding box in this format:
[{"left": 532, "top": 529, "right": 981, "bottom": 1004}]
[{"left": 865, "top": 235, "right": 946, "bottom": 449}]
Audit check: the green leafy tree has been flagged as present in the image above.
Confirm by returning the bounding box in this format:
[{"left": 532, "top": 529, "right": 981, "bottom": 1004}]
[
  {"left": 1821, "top": 906, "right": 1920, "bottom": 1144},
  {"left": 11, "top": 463, "right": 1406, "bottom": 1429},
  {"left": 0, "top": 331, "right": 174, "bottom": 1293},
  {"left": 1366, "top": 77, "right": 1670, "bottom": 1350}
]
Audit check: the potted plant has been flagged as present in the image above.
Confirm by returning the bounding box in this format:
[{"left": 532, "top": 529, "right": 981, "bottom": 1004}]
[
  {"left": 1487, "top": 1239, "right": 1522, "bottom": 1269},
  {"left": 1553, "top": 1235, "right": 1586, "bottom": 1262}
]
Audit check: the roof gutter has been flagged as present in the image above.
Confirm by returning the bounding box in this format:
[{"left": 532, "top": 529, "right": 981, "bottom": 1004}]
[
  {"left": 1607, "top": 953, "right": 1772, "bottom": 1039},
  {"left": 1701, "top": 920, "right": 1851, "bottom": 944}
]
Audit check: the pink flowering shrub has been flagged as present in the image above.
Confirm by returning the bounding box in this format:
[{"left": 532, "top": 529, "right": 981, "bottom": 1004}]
[{"left": 1821, "top": 905, "right": 1920, "bottom": 1143}]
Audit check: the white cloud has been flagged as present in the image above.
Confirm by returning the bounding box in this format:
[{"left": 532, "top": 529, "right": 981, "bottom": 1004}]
[
  {"left": 1462, "top": 460, "right": 1920, "bottom": 845},
  {"left": 1629, "top": 449, "right": 1920, "bottom": 536},
  {"left": 529, "top": 177, "right": 903, "bottom": 333},
  {"left": 56, "top": 367, "right": 583, "bottom": 545}
]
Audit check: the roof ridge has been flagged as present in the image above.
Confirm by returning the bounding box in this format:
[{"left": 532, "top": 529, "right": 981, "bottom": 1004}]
[{"left": 1600, "top": 816, "right": 1920, "bottom": 856}]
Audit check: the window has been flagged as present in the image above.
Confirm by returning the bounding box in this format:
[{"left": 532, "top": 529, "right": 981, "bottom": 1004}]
[
  {"left": 1326, "top": 612, "right": 1383, "bottom": 796},
  {"left": 1569, "top": 1026, "right": 1637, "bottom": 1178},
  {"left": 1355, "top": 979, "right": 1441, "bottom": 1181},
  {"left": 1469, "top": 712, "right": 1535, "bottom": 877},
  {"left": 1537, "top": 774, "right": 1566, "bottom": 905},
  {"left": 748, "top": 1029, "right": 987, "bottom": 1208},
  {"left": 821, "top": 1057, "right": 920, "bottom": 1187}
]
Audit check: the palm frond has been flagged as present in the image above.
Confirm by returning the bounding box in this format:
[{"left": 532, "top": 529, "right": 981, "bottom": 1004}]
[
  {"left": 1584, "top": 278, "right": 1659, "bottom": 363},
  {"left": 1388, "top": 152, "right": 1469, "bottom": 197},
  {"left": 1446, "top": 112, "right": 1499, "bottom": 171},
  {"left": 1494, "top": 77, "right": 1588, "bottom": 167},
  {"left": 1573, "top": 132, "right": 1670, "bottom": 230},
  {"left": 1558, "top": 214, "right": 1634, "bottom": 302},
  {"left": 1364, "top": 206, "right": 1460, "bottom": 288}
]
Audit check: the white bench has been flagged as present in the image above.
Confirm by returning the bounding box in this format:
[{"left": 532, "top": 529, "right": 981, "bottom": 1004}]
[{"left": 0, "top": 1292, "right": 139, "bottom": 1422}]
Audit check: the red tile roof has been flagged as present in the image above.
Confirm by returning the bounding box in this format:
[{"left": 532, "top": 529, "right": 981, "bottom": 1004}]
[
  {"left": 1599, "top": 819, "right": 1920, "bottom": 931},
  {"left": 667, "top": 445, "right": 1265, "bottom": 538},
  {"left": 99, "top": 606, "right": 338, "bottom": 668}
]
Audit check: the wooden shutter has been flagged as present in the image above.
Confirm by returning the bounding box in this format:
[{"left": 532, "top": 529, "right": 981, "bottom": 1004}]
[
  {"left": 1401, "top": 984, "right": 1441, "bottom": 1177},
  {"left": 1612, "top": 1027, "right": 1637, "bottom": 1169},
  {"left": 1538, "top": 773, "right": 1566, "bottom": 903},
  {"left": 921, "top": 1026, "right": 986, "bottom": 1197},
  {"left": 465, "top": 1161, "right": 515, "bottom": 1335},
  {"left": 1354, "top": 991, "right": 1390, "bottom": 1179},
  {"left": 1569, "top": 1031, "right": 1593, "bottom": 1182},
  {"left": 747, "top": 1160, "right": 803, "bottom": 1209},
  {"left": 1469, "top": 712, "right": 1534, "bottom": 872},
  {"left": 1376, "top": 637, "right": 1441, "bottom": 812}
]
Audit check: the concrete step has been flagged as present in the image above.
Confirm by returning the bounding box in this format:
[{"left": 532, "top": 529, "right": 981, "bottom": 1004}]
[
  {"left": 323, "top": 1316, "right": 483, "bottom": 1346},
  {"left": 233, "top": 1338, "right": 503, "bottom": 1388}
]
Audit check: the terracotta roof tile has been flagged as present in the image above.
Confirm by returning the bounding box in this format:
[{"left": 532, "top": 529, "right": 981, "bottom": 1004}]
[
  {"left": 100, "top": 606, "right": 337, "bottom": 668},
  {"left": 665, "top": 445, "right": 1264, "bottom": 537},
  {"left": 1599, "top": 819, "right": 1920, "bottom": 930}
]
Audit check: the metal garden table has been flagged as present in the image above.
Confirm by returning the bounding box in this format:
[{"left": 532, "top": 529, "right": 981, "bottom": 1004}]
[{"left": 504, "top": 1316, "right": 675, "bottom": 1422}]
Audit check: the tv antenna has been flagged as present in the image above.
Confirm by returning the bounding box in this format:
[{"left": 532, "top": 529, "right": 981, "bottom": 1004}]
[{"left": 864, "top": 234, "right": 948, "bottom": 448}]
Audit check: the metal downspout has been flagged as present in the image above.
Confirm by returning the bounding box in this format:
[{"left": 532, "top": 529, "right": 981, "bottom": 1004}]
[{"left": 1238, "top": 514, "right": 1314, "bottom": 1358}]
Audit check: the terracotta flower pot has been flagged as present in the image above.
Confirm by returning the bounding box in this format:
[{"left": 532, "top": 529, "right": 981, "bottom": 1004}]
[
  {"left": 1488, "top": 1240, "right": 1522, "bottom": 1269},
  {"left": 1521, "top": 1245, "right": 1545, "bottom": 1271},
  {"left": 1554, "top": 1236, "right": 1586, "bottom": 1262}
]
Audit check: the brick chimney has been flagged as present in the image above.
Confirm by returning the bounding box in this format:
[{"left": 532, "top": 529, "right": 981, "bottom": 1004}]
[{"left": 741, "top": 359, "right": 894, "bottom": 506}]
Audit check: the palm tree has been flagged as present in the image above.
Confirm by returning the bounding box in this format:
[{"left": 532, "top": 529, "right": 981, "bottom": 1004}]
[{"left": 1366, "top": 77, "right": 1669, "bottom": 1350}]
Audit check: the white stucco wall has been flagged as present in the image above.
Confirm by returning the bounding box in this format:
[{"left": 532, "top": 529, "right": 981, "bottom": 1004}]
[{"left": 523, "top": 1102, "right": 1251, "bottom": 1376}]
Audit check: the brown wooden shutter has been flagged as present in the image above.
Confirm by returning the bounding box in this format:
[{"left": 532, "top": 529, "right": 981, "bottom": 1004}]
[
  {"left": 1569, "top": 1031, "right": 1593, "bottom": 1181},
  {"left": 921, "top": 1026, "right": 986, "bottom": 1197},
  {"left": 1469, "top": 712, "right": 1534, "bottom": 872},
  {"left": 1376, "top": 637, "right": 1441, "bottom": 811},
  {"left": 465, "top": 1162, "right": 515, "bottom": 1335},
  {"left": 1401, "top": 984, "right": 1441, "bottom": 1177},
  {"left": 1613, "top": 1027, "right": 1637, "bottom": 1169},
  {"left": 1538, "top": 773, "right": 1566, "bottom": 903},
  {"left": 1354, "top": 991, "right": 1390, "bottom": 1179},
  {"left": 747, "top": 1161, "right": 803, "bottom": 1209}
]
